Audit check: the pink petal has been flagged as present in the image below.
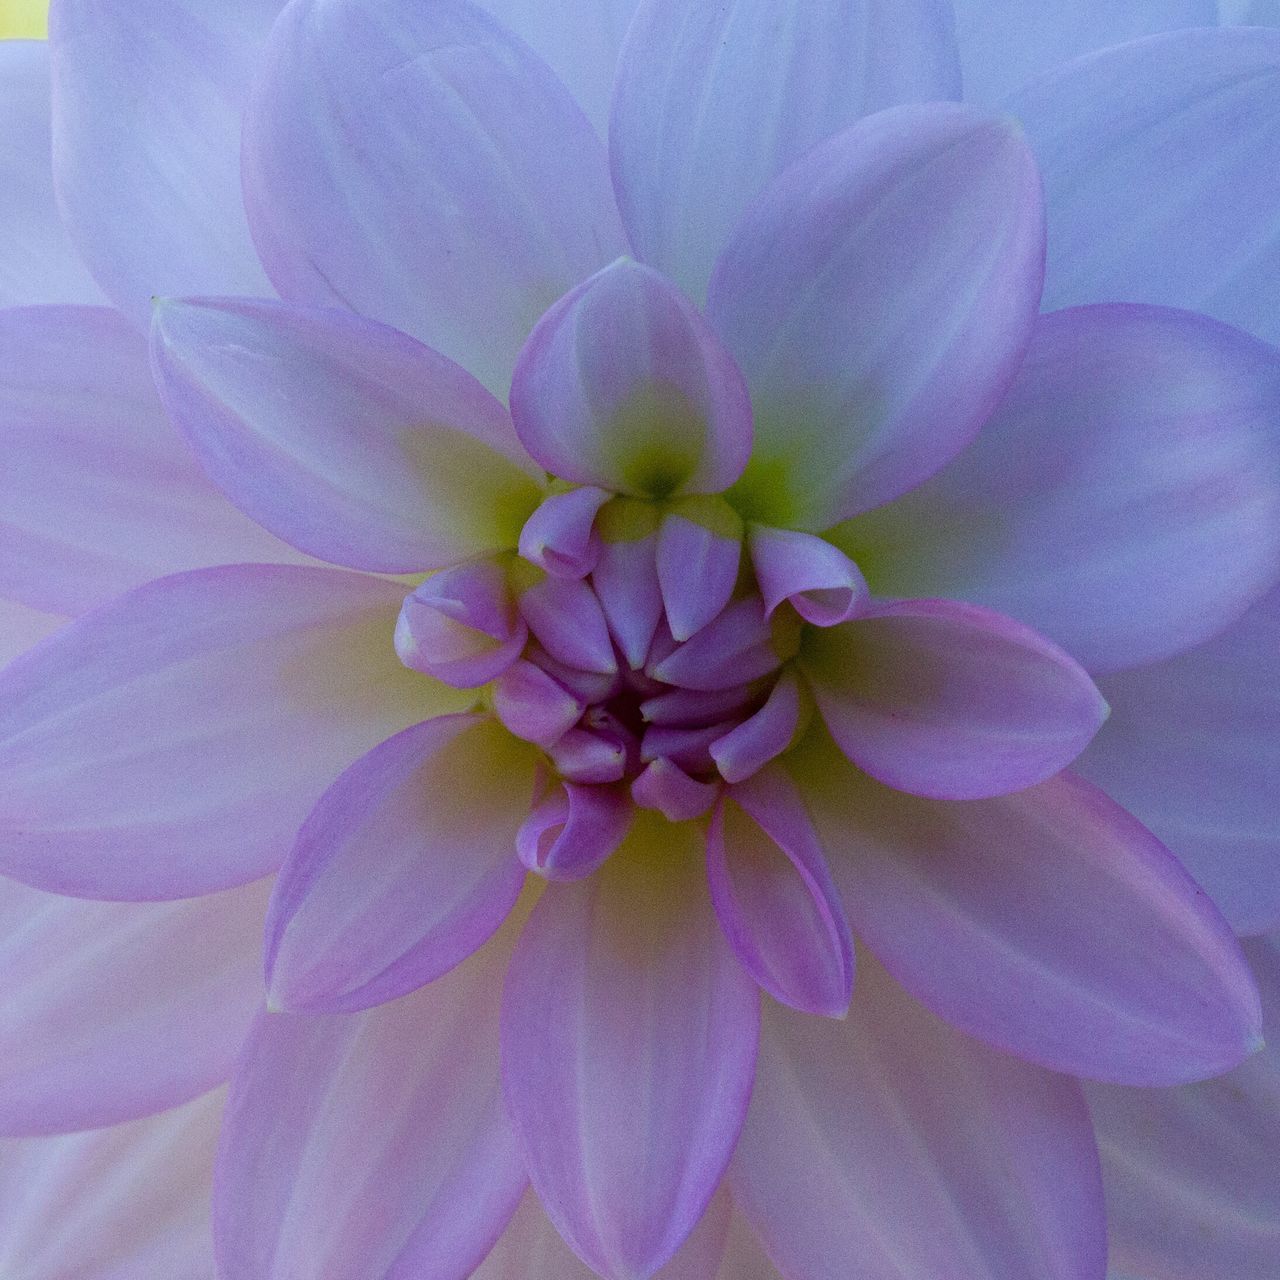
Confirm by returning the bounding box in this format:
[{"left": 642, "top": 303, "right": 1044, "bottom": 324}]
[
  {"left": 0, "top": 565, "right": 467, "bottom": 900},
  {"left": 656, "top": 498, "right": 744, "bottom": 642},
  {"left": 650, "top": 597, "right": 781, "bottom": 691},
  {"left": 151, "top": 298, "right": 542, "bottom": 573},
  {"left": 708, "top": 765, "right": 854, "bottom": 1018},
  {"left": 0, "top": 876, "right": 267, "bottom": 1135},
  {"left": 594, "top": 498, "right": 664, "bottom": 669},
  {"left": 707, "top": 103, "right": 1044, "bottom": 528},
  {"left": 515, "top": 781, "right": 633, "bottom": 881},
  {"left": 749, "top": 526, "right": 869, "bottom": 626},
  {"left": 803, "top": 598, "right": 1109, "bottom": 800},
  {"left": 243, "top": 0, "right": 625, "bottom": 394},
  {"left": 631, "top": 758, "right": 721, "bottom": 822},
  {"left": 519, "top": 487, "right": 611, "bottom": 579},
  {"left": 516, "top": 571, "right": 618, "bottom": 675},
  {"left": 266, "top": 717, "right": 535, "bottom": 1013},
  {"left": 493, "top": 660, "right": 586, "bottom": 748},
  {"left": 709, "top": 670, "right": 803, "bottom": 784},
  {"left": 502, "top": 815, "right": 759, "bottom": 1280},
  {"left": 216, "top": 915, "right": 527, "bottom": 1280},
  {"left": 731, "top": 955, "right": 1106, "bottom": 1280},
  {"left": 510, "top": 259, "right": 753, "bottom": 499},
  {"left": 0, "top": 599, "right": 63, "bottom": 670},
  {"left": 798, "top": 736, "right": 1264, "bottom": 1084}
]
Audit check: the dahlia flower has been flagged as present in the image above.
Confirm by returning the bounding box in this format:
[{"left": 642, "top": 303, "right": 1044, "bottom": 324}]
[{"left": 2, "top": 1, "right": 1280, "bottom": 1278}]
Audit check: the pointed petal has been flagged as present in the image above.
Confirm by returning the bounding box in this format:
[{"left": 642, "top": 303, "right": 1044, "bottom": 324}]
[
  {"left": 631, "top": 758, "right": 720, "bottom": 821},
  {"left": 151, "top": 297, "right": 541, "bottom": 573},
  {"left": 516, "top": 570, "right": 618, "bottom": 675},
  {"left": 216, "top": 918, "right": 526, "bottom": 1280},
  {"left": 798, "top": 736, "right": 1264, "bottom": 1084},
  {"left": 709, "top": 671, "right": 803, "bottom": 785},
  {"left": 707, "top": 103, "right": 1044, "bottom": 529},
  {"left": 510, "top": 259, "right": 753, "bottom": 498},
  {"left": 519, "top": 487, "right": 610, "bottom": 579},
  {"left": 266, "top": 717, "right": 534, "bottom": 1013},
  {"left": 516, "top": 781, "right": 633, "bottom": 881},
  {"left": 749, "top": 526, "right": 868, "bottom": 626},
  {"left": 493, "top": 660, "right": 586, "bottom": 748},
  {"left": 49, "top": 0, "right": 275, "bottom": 325},
  {"left": 243, "top": 0, "right": 626, "bottom": 393},
  {"left": 0, "top": 565, "right": 467, "bottom": 900},
  {"left": 708, "top": 766, "right": 854, "bottom": 1017},
  {"left": 651, "top": 597, "right": 780, "bottom": 691},
  {"left": 656, "top": 498, "right": 743, "bottom": 642},
  {"left": 732, "top": 956, "right": 1106, "bottom": 1280},
  {"left": 502, "top": 814, "right": 759, "bottom": 1280},
  {"left": 594, "top": 498, "right": 664, "bottom": 669},
  {"left": 611, "top": 0, "right": 960, "bottom": 299},
  {"left": 803, "top": 599, "right": 1108, "bottom": 800},
  {"left": 0, "top": 877, "right": 267, "bottom": 1135}
]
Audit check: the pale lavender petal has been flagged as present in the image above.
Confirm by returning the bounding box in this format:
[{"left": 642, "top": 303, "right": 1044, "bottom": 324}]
[
  {"left": 502, "top": 815, "right": 759, "bottom": 1280},
  {"left": 1012, "top": 27, "right": 1280, "bottom": 346},
  {"left": 1087, "top": 932, "right": 1280, "bottom": 1280},
  {"left": 594, "top": 498, "right": 664, "bottom": 669},
  {"left": 651, "top": 597, "right": 780, "bottom": 691},
  {"left": 519, "top": 487, "right": 611, "bottom": 579},
  {"left": 842, "top": 305, "right": 1280, "bottom": 671},
  {"left": 641, "top": 683, "right": 762, "bottom": 727},
  {"left": 0, "top": 42, "right": 104, "bottom": 306},
  {"left": 493, "top": 660, "right": 586, "bottom": 748},
  {"left": 714, "top": 1212, "right": 784, "bottom": 1280},
  {"left": 244, "top": 0, "right": 626, "bottom": 394},
  {"left": 709, "top": 671, "right": 802, "bottom": 785},
  {"left": 732, "top": 954, "right": 1106, "bottom": 1280},
  {"left": 0, "top": 599, "right": 63, "bottom": 670},
  {"left": 548, "top": 726, "right": 631, "bottom": 785},
  {"left": 217, "top": 918, "right": 526, "bottom": 1280},
  {"left": 265, "top": 717, "right": 534, "bottom": 1013},
  {"left": 49, "top": 0, "right": 276, "bottom": 325},
  {"left": 0, "top": 1091, "right": 222, "bottom": 1280},
  {"left": 803, "top": 599, "right": 1108, "bottom": 800},
  {"left": 707, "top": 103, "right": 1044, "bottom": 529},
  {"left": 631, "top": 758, "right": 720, "bottom": 821},
  {"left": 0, "top": 566, "right": 466, "bottom": 900},
  {"left": 1076, "top": 586, "right": 1280, "bottom": 935},
  {"left": 510, "top": 259, "right": 753, "bottom": 499},
  {"left": 0, "top": 876, "right": 267, "bottom": 1135},
  {"left": 0, "top": 305, "right": 306, "bottom": 616},
  {"left": 798, "top": 735, "right": 1264, "bottom": 1084},
  {"left": 517, "top": 571, "right": 618, "bottom": 675},
  {"left": 656, "top": 498, "right": 743, "bottom": 642},
  {"left": 152, "top": 298, "right": 541, "bottom": 573},
  {"left": 515, "top": 781, "right": 633, "bottom": 881},
  {"left": 708, "top": 765, "right": 854, "bottom": 1017},
  {"left": 611, "top": 0, "right": 960, "bottom": 299},
  {"left": 749, "top": 526, "right": 869, "bottom": 626}
]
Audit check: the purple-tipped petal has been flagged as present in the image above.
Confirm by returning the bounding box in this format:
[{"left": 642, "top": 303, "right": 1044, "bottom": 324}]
[
  {"left": 243, "top": 0, "right": 625, "bottom": 393},
  {"left": 527, "top": 647, "right": 622, "bottom": 705},
  {"left": 217, "top": 918, "right": 527, "bottom": 1280},
  {"left": 0, "top": 565, "right": 466, "bottom": 900},
  {"left": 750, "top": 526, "right": 869, "bottom": 626},
  {"left": 611, "top": 0, "right": 960, "bottom": 300},
  {"left": 710, "top": 671, "right": 803, "bottom": 785},
  {"left": 656, "top": 498, "right": 744, "bottom": 642},
  {"left": 594, "top": 497, "right": 665, "bottom": 669},
  {"left": 502, "top": 815, "right": 759, "bottom": 1280},
  {"left": 707, "top": 103, "right": 1044, "bottom": 529},
  {"left": 803, "top": 599, "right": 1109, "bottom": 800},
  {"left": 731, "top": 955, "right": 1106, "bottom": 1280},
  {"left": 708, "top": 766, "right": 854, "bottom": 1018},
  {"left": 516, "top": 782, "right": 633, "bottom": 880},
  {"left": 517, "top": 570, "right": 618, "bottom": 675},
  {"left": 265, "top": 717, "right": 534, "bottom": 1014},
  {"left": 510, "top": 259, "right": 753, "bottom": 499},
  {"left": 798, "top": 736, "right": 1264, "bottom": 1084},
  {"left": 493, "top": 660, "right": 585, "bottom": 748},
  {"left": 651, "top": 597, "right": 781, "bottom": 691},
  {"left": 519, "top": 487, "right": 610, "bottom": 579},
  {"left": 152, "top": 298, "right": 541, "bottom": 574},
  {"left": 631, "top": 758, "right": 721, "bottom": 822},
  {"left": 641, "top": 683, "right": 762, "bottom": 728},
  {"left": 843, "top": 305, "right": 1280, "bottom": 672},
  {"left": 549, "top": 728, "right": 630, "bottom": 786},
  {"left": 0, "top": 876, "right": 268, "bottom": 1136}
]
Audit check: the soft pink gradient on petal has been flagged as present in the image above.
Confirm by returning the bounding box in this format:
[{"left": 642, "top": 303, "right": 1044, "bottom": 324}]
[
  {"left": 502, "top": 814, "right": 759, "bottom": 1280},
  {"left": 707, "top": 102, "right": 1045, "bottom": 529},
  {"left": 0, "top": 565, "right": 467, "bottom": 900},
  {"left": 731, "top": 954, "right": 1106, "bottom": 1280},
  {"left": 798, "top": 735, "right": 1263, "bottom": 1085},
  {"left": 0, "top": 876, "right": 267, "bottom": 1135},
  {"left": 243, "top": 0, "right": 626, "bottom": 394}
]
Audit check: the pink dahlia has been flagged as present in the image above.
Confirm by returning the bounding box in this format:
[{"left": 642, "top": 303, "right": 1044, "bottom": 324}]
[{"left": 2, "top": 1, "right": 1280, "bottom": 1278}]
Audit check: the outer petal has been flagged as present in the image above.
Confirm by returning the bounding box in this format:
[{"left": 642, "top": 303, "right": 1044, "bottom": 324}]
[
  {"left": 611, "top": 0, "right": 960, "bottom": 300},
  {"left": 267, "top": 717, "right": 535, "bottom": 1013},
  {"left": 0, "top": 306, "right": 307, "bottom": 615},
  {"left": 839, "top": 306, "right": 1280, "bottom": 671},
  {"left": 0, "top": 1091, "right": 222, "bottom": 1280},
  {"left": 244, "top": 0, "right": 626, "bottom": 394},
  {"left": 1087, "top": 932, "right": 1280, "bottom": 1280},
  {"left": 502, "top": 813, "right": 759, "bottom": 1280},
  {"left": 802, "top": 599, "right": 1108, "bottom": 800},
  {"left": 0, "top": 565, "right": 467, "bottom": 900},
  {"left": 510, "top": 259, "right": 752, "bottom": 499},
  {"left": 714, "top": 1213, "right": 784, "bottom": 1280},
  {"left": 1011, "top": 27, "right": 1280, "bottom": 346},
  {"left": 707, "top": 104, "right": 1045, "bottom": 529},
  {"left": 216, "top": 915, "right": 526, "bottom": 1280},
  {"left": 48, "top": 0, "right": 276, "bottom": 325},
  {"left": 0, "top": 599, "right": 62, "bottom": 670},
  {"left": 1076, "top": 586, "right": 1280, "bottom": 935},
  {"left": 151, "top": 298, "right": 541, "bottom": 573},
  {"left": 797, "top": 735, "right": 1263, "bottom": 1085},
  {"left": 0, "top": 42, "right": 103, "bottom": 307},
  {"left": 731, "top": 954, "right": 1106, "bottom": 1280},
  {"left": 0, "top": 877, "right": 268, "bottom": 1136}
]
